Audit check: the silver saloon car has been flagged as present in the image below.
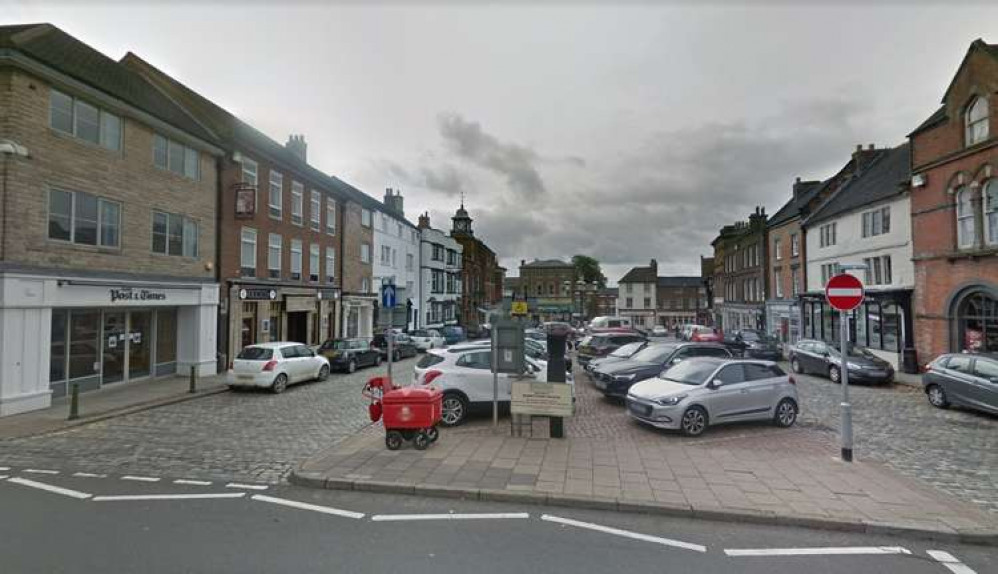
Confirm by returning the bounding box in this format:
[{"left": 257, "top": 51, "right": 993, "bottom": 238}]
[
  {"left": 923, "top": 353, "right": 998, "bottom": 415},
  {"left": 626, "top": 358, "right": 799, "bottom": 436}
]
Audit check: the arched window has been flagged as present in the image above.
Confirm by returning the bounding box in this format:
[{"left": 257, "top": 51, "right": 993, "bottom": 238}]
[
  {"left": 985, "top": 179, "right": 998, "bottom": 246},
  {"left": 954, "top": 289, "right": 998, "bottom": 353},
  {"left": 956, "top": 186, "right": 976, "bottom": 248},
  {"left": 966, "top": 97, "right": 989, "bottom": 146}
]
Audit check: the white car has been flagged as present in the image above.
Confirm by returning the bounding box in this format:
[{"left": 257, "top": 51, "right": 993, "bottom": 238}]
[
  {"left": 652, "top": 325, "right": 669, "bottom": 337},
  {"left": 228, "top": 342, "right": 330, "bottom": 393},
  {"left": 413, "top": 346, "right": 575, "bottom": 426},
  {"left": 409, "top": 329, "right": 446, "bottom": 351}
]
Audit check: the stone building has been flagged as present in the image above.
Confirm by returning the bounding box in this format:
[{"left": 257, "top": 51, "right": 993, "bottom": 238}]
[
  {"left": 0, "top": 25, "right": 221, "bottom": 415},
  {"left": 416, "top": 212, "right": 461, "bottom": 331},
  {"left": 711, "top": 208, "right": 768, "bottom": 332},
  {"left": 909, "top": 39, "right": 998, "bottom": 360},
  {"left": 449, "top": 202, "right": 501, "bottom": 330}
]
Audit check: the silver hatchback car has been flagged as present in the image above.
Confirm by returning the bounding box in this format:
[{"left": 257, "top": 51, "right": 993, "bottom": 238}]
[{"left": 626, "top": 358, "right": 799, "bottom": 436}]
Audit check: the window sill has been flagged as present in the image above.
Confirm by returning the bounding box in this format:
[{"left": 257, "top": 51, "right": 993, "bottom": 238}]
[{"left": 46, "top": 238, "right": 121, "bottom": 254}]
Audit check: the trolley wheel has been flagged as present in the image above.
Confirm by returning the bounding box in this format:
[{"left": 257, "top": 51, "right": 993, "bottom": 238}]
[
  {"left": 413, "top": 432, "right": 430, "bottom": 451},
  {"left": 426, "top": 426, "right": 439, "bottom": 443},
  {"left": 385, "top": 431, "right": 404, "bottom": 451}
]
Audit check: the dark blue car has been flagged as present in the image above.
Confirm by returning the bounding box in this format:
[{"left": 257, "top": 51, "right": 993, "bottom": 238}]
[{"left": 441, "top": 326, "right": 466, "bottom": 345}]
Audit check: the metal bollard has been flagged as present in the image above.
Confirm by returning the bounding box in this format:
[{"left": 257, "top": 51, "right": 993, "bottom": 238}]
[
  {"left": 68, "top": 382, "right": 80, "bottom": 420},
  {"left": 189, "top": 364, "right": 197, "bottom": 394}
]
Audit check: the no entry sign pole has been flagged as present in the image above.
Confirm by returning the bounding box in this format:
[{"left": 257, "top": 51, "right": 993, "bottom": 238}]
[{"left": 825, "top": 272, "right": 865, "bottom": 463}]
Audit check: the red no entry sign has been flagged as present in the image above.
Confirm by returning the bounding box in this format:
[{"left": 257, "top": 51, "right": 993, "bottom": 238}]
[{"left": 825, "top": 273, "right": 865, "bottom": 311}]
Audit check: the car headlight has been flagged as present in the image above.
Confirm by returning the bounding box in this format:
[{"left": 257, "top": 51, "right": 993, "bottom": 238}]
[
  {"left": 654, "top": 394, "right": 687, "bottom": 406},
  {"left": 613, "top": 373, "right": 636, "bottom": 382},
  {"left": 847, "top": 362, "right": 865, "bottom": 370}
]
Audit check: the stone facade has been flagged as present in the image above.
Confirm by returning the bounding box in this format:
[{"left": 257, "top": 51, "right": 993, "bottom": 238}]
[{"left": 909, "top": 40, "right": 998, "bottom": 361}]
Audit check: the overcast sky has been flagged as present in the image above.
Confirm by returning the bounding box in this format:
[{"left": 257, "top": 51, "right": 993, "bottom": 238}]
[{"left": 6, "top": 1, "right": 996, "bottom": 283}]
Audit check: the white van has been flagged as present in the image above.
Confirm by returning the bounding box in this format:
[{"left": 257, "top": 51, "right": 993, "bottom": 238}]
[{"left": 589, "top": 316, "right": 632, "bottom": 330}]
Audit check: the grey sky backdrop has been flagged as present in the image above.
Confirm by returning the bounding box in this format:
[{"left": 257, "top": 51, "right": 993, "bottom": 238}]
[{"left": 5, "top": 2, "right": 996, "bottom": 284}]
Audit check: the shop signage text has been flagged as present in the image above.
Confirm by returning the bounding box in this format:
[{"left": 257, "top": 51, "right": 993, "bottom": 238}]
[
  {"left": 110, "top": 288, "right": 167, "bottom": 303},
  {"left": 239, "top": 288, "right": 278, "bottom": 301}
]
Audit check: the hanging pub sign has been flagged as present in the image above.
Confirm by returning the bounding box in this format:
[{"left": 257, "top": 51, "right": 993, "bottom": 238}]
[{"left": 234, "top": 182, "right": 257, "bottom": 218}]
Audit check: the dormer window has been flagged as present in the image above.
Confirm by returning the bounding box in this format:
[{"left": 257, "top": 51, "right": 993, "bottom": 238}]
[{"left": 966, "top": 96, "right": 989, "bottom": 146}]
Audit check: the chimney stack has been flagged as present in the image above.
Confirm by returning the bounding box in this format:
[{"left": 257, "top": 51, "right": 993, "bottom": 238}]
[
  {"left": 286, "top": 134, "right": 307, "bottom": 163},
  {"left": 383, "top": 187, "right": 405, "bottom": 216},
  {"left": 650, "top": 259, "right": 658, "bottom": 273},
  {"left": 417, "top": 212, "right": 430, "bottom": 229}
]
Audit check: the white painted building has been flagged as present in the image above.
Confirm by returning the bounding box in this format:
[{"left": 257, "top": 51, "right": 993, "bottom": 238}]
[
  {"left": 617, "top": 260, "right": 658, "bottom": 329},
  {"left": 801, "top": 144, "right": 914, "bottom": 368},
  {"left": 416, "top": 214, "right": 462, "bottom": 330},
  {"left": 372, "top": 189, "right": 421, "bottom": 331}
]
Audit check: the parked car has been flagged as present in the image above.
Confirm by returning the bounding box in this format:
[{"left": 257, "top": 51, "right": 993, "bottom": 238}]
[
  {"left": 440, "top": 326, "right": 466, "bottom": 345},
  {"left": 589, "top": 316, "right": 633, "bottom": 330},
  {"left": 317, "top": 338, "right": 382, "bottom": 373},
  {"left": 228, "top": 342, "right": 330, "bottom": 393},
  {"left": 652, "top": 325, "right": 669, "bottom": 337},
  {"left": 577, "top": 332, "right": 647, "bottom": 367},
  {"left": 923, "top": 353, "right": 998, "bottom": 415},
  {"left": 680, "top": 324, "right": 706, "bottom": 341},
  {"left": 724, "top": 329, "right": 783, "bottom": 361},
  {"left": 592, "top": 342, "right": 732, "bottom": 398},
  {"left": 413, "top": 347, "right": 575, "bottom": 426},
  {"left": 585, "top": 340, "right": 648, "bottom": 374},
  {"left": 371, "top": 333, "right": 419, "bottom": 361},
  {"left": 410, "top": 329, "right": 446, "bottom": 351},
  {"left": 626, "top": 358, "right": 799, "bottom": 436},
  {"left": 525, "top": 328, "right": 547, "bottom": 342},
  {"left": 689, "top": 326, "right": 723, "bottom": 343},
  {"left": 788, "top": 339, "right": 894, "bottom": 384}
]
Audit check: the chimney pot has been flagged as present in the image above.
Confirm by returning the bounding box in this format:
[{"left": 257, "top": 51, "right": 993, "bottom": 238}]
[
  {"left": 795, "top": 176, "right": 801, "bottom": 183},
  {"left": 855, "top": 144, "right": 862, "bottom": 152},
  {"left": 868, "top": 143, "right": 874, "bottom": 150}
]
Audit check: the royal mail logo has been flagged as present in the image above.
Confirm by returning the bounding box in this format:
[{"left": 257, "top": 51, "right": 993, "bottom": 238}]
[
  {"left": 399, "top": 406, "right": 413, "bottom": 422},
  {"left": 110, "top": 288, "right": 167, "bottom": 303}
]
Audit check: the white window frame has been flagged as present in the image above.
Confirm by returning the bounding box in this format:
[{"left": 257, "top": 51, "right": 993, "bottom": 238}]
[
  {"left": 49, "top": 88, "right": 121, "bottom": 151},
  {"left": 290, "top": 182, "right": 304, "bottom": 226},
  {"left": 774, "top": 270, "right": 783, "bottom": 298},
  {"left": 291, "top": 239, "right": 303, "bottom": 280},
  {"left": 956, "top": 186, "right": 976, "bottom": 249},
  {"left": 269, "top": 171, "right": 283, "bottom": 220},
  {"left": 152, "top": 133, "right": 200, "bottom": 180},
  {"left": 310, "top": 190, "right": 321, "bottom": 231},
  {"left": 326, "top": 198, "right": 336, "bottom": 235},
  {"left": 774, "top": 238, "right": 782, "bottom": 261},
  {"left": 406, "top": 253, "right": 414, "bottom": 272},
  {"left": 361, "top": 208, "right": 372, "bottom": 227},
  {"left": 241, "top": 157, "right": 258, "bottom": 186},
  {"left": 966, "top": 96, "right": 989, "bottom": 147},
  {"left": 48, "top": 188, "right": 121, "bottom": 248},
  {"left": 791, "top": 233, "right": 799, "bottom": 257},
  {"left": 309, "top": 243, "right": 320, "bottom": 282},
  {"left": 984, "top": 179, "right": 997, "bottom": 246},
  {"left": 361, "top": 242, "right": 371, "bottom": 264},
  {"left": 268, "top": 233, "right": 282, "bottom": 278},
  {"left": 241, "top": 227, "right": 257, "bottom": 273},
  {"left": 152, "top": 210, "right": 199, "bottom": 258},
  {"left": 325, "top": 246, "right": 336, "bottom": 283},
  {"left": 791, "top": 267, "right": 800, "bottom": 296}
]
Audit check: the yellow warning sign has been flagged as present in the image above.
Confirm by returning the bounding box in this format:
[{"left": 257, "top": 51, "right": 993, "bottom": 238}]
[{"left": 511, "top": 301, "right": 529, "bottom": 316}]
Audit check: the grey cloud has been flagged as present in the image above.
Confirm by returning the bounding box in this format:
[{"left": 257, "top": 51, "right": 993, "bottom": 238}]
[{"left": 437, "top": 112, "right": 546, "bottom": 197}]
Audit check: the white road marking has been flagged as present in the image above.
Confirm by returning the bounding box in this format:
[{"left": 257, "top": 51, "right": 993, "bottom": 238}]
[
  {"left": 372, "top": 513, "right": 529, "bottom": 522},
  {"left": 225, "top": 482, "right": 268, "bottom": 491},
  {"left": 121, "top": 475, "right": 161, "bottom": 483},
  {"left": 0, "top": 466, "right": 10, "bottom": 471},
  {"left": 72, "top": 472, "right": 107, "bottom": 478},
  {"left": 540, "top": 514, "right": 706, "bottom": 553},
  {"left": 174, "top": 479, "right": 212, "bottom": 486},
  {"left": 724, "top": 546, "right": 911, "bottom": 557},
  {"left": 0, "top": 475, "right": 8, "bottom": 480},
  {"left": 7, "top": 477, "right": 91, "bottom": 499},
  {"left": 251, "top": 494, "right": 365, "bottom": 519},
  {"left": 92, "top": 493, "right": 246, "bottom": 502},
  {"left": 23, "top": 469, "right": 59, "bottom": 475},
  {"left": 927, "top": 550, "right": 978, "bottom": 574}
]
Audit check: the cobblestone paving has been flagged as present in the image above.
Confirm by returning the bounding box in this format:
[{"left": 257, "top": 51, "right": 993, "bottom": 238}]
[
  {"left": 0, "top": 358, "right": 419, "bottom": 483},
  {"left": 791, "top": 371, "right": 998, "bottom": 515}
]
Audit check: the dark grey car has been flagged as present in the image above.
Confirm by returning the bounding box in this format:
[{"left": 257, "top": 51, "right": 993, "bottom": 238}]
[
  {"left": 789, "top": 339, "right": 894, "bottom": 384},
  {"left": 923, "top": 353, "right": 998, "bottom": 415}
]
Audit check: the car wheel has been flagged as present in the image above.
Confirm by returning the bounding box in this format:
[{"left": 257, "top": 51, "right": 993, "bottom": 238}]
[
  {"left": 271, "top": 373, "right": 288, "bottom": 394},
  {"left": 791, "top": 357, "right": 803, "bottom": 374},
  {"left": 773, "top": 398, "right": 798, "bottom": 428},
  {"left": 829, "top": 365, "right": 841, "bottom": 384},
  {"left": 440, "top": 393, "right": 468, "bottom": 427},
  {"left": 393, "top": 350, "right": 401, "bottom": 362},
  {"left": 347, "top": 359, "right": 357, "bottom": 374},
  {"left": 385, "top": 430, "right": 404, "bottom": 451},
  {"left": 926, "top": 384, "right": 950, "bottom": 409},
  {"left": 317, "top": 364, "right": 330, "bottom": 382},
  {"left": 374, "top": 354, "right": 382, "bottom": 367},
  {"left": 680, "top": 406, "right": 708, "bottom": 436}
]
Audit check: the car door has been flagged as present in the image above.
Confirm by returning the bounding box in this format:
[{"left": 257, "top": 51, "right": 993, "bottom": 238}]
[
  {"left": 454, "top": 350, "right": 496, "bottom": 402},
  {"left": 703, "top": 363, "right": 753, "bottom": 421},
  {"left": 808, "top": 342, "right": 832, "bottom": 374},
  {"left": 361, "top": 340, "right": 378, "bottom": 366},
  {"left": 742, "top": 363, "right": 784, "bottom": 417},
  {"left": 940, "top": 354, "right": 976, "bottom": 406},
  {"left": 296, "top": 345, "right": 319, "bottom": 380},
  {"left": 969, "top": 357, "right": 998, "bottom": 414},
  {"left": 279, "top": 345, "right": 303, "bottom": 382}
]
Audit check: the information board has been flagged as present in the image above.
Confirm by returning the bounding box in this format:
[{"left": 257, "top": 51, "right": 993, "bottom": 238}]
[{"left": 511, "top": 382, "right": 574, "bottom": 417}]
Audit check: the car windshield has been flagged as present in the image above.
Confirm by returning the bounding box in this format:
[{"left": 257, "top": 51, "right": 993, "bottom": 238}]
[
  {"left": 411, "top": 330, "right": 429, "bottom": 337},
  {"left": 322, "top": 340, "right": 351, "bottom": 351},
  {"left": 236, "top": 347, "right": 273, "bottom": 361},
  {"left": 631, "top": 344, "right": 678, "bottom": 363},
  {"left": 740, "top": 331, "right": 761, "bottom": 341},
  {"left": 610, "top": 342, "right": 643, "bottom": 358},
  {"left": 832, "top": 344, "right": 877, "bottom": 359},
  {"left": 660, "top": 360, "right": 717, "bottom": 386}
]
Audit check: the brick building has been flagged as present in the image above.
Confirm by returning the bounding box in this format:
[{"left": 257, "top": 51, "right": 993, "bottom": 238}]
[
  {"left": 656, "top": 276, "right": 707, "bottom": 328},
  {"left": 0, "top": 25, "right": 222, "bottom": 415},
  {"left": 121, "top": 54, "right": 373, "bottom": 360},
  {"left": 517, "top": 259, "right": 576, "bottom": 321},
  {"left": 592, "top": 287, "right": 618, "bottom": 318},
  {"left": 449, "top": 202, "right": 502, "bottom": 330},
  {"left": 711, "top": 208, "right": 769, "bottom": 332},
  {"left": 909, "top": 39, "right": 998, "bottom": 360}
]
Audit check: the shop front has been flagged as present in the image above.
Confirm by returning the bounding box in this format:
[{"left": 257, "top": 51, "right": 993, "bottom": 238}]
[
  {"left": 342, "top": 294, "right": 375, "bottom": 339},
  {"left": 799, "top": 289, "right": 914, "bottom": 370},
  {"left": 225, "top": 283, "right": 339, "bottom": 362},
  {"left": 765, "top": 300, "right": 801, "bottom": 346},
  {"left": 715, "top": 303, "right": 765, "bottom": 333},
  {"left": 947, "top": 285, "right": 998, "bottom": 354},
  {"left": 0, "top": 272, "right": 218, "bottom": 417}
]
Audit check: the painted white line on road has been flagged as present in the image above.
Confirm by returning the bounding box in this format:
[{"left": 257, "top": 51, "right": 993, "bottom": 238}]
[
  {"left": 92, "top": 493, "right": 246, "bottom": 502},
  {"left": 225, "top": 482, "right": 268, "bottom": 491},
  {"left": 174, "top": 479, "right": 212, "bottom": 486},
  {"left": 121, "top": 475, "right": 161, "bottom": 483},
  {"left": 0, "top": 466, "right": 10, "bottom": 471},
  {"left": 372, "top": 513, "right": 529, "bottom": 522},
  {"left": 724, "top": 546, "right": 911, "bottom": 557},
  {"left": 540, "top": 514, "right": 706, "bottom": 553},
  {"left": 927, "top": 550, "right": 977, "bottom": 574},
  {"left": 23, "top": 469, "right": 59, "bottom": 475},
  {"left": 251, "top": 494, "right": 365, "bottom": 519},
  {"left": 7, "top": 477, "right": 91, "bottom": 499},
  {"left": 72, "top": 472, "right": 107, "bottom": 478},
  {"left": 0, "top": 475, "right": 8, "bottom": 480}
]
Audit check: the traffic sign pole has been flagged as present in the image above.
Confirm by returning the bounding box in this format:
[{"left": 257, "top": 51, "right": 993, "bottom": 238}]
[{"left": 825, "top": 272, "right": 864, "bottom": 463}]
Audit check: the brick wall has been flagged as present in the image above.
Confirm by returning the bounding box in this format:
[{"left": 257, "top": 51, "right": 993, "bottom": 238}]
[
  {"left": 767, "top": 219, "right": 803, "bottom": 299},
  {"left": 341, "top": 200, "right": 372, "bottom": 293},
  {"left": 2, "top": 69, "right": 216, "bottom": 280}
]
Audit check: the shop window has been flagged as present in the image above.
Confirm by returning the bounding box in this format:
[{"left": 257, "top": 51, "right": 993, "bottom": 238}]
[
  {"left": 869, "top": 302, "right": 883, "bottom": 349},
  {"left": 955, "top": 290, "right": 998, "bottom": 353},
  {"left": 156, "top": 309, "right": 177, "bottom": 365},
  {"left": 69, "top": 311, "right": 100, "bottom": 380},
  {"left": 270, "top": 303, "right": 283, "bottom": 341},
  {"left": 50, "top": 310, "right": 68, "bottom": 383}
]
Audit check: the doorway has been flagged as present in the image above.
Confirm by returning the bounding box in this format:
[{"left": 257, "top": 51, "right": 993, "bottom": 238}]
[
  {"left": 128, "top": 311, "right": 152, "bottom": 379},
  {"left": 287, "top": 311, "right": 308, "bottom": 344},
  {"left": 102, "top": 312, "right": 126, "bottom": 384}
]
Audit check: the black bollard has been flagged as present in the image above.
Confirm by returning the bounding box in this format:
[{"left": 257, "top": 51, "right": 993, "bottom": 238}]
[
  {"left": 68, "top": 382, "right": 80, "bottom": 420},
  {"left": 189, "top": 364, "right": 197, "bottom": 394},
  {"left": 546, "top": 328, "right": 568, "bottom": 439}
]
